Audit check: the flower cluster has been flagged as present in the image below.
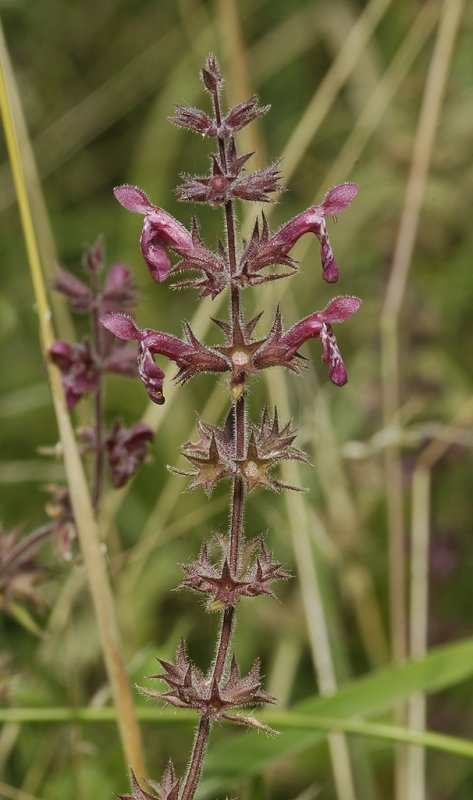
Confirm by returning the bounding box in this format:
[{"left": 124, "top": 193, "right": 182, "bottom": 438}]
[
  {"left": 180, "top": 532, "right": 290, "bottom": 610},
  {"left": 109, "top": 54, "right": 360, "bottom": 800},
  {"left": 173, "top": 407, "right": 309, "bottom": 495},
  {"left": 50, "top": 249, "right": 140, "bottom": 411},
  {"left": 141, "top": 641, "right": 276, "bottom": 734},
  {"left": 113, "top": 179, "right": 357, "bottom": 299},
  {"left": 48, "top": 240, "right": 154, "bottom": 492},
  {"left": 102, "top": 294, "right": 360, "bottom": 406}
]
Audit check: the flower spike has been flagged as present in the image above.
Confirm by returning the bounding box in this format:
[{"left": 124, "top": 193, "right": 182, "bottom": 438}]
[{"left": 106, "top": 55, "right": 362, "bottom": 800}]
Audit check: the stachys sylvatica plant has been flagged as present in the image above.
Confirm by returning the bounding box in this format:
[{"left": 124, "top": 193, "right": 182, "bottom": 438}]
[{"left": 103, "top": 55, "right": 361, "bottom": 800}]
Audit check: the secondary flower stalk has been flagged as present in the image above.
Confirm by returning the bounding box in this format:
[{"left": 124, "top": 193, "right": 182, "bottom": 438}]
[{"left": 48, "top": 241, "right": 155, "bottom": 523}]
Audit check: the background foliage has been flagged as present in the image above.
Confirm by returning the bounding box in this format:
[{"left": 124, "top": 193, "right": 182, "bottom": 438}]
[{"left": 1, "top": 1, "right": 473, "bottom": 799}]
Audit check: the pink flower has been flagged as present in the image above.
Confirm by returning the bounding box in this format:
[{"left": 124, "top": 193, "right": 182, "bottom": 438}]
[
  {"left": 254, "top": 296, "right": 361, "bottom": 386},
  {"left": 271, "top": 183, "right": 358, "bottom": 283},
  {"left": 114, "top": 185, "right": 194, "bottom": 283},
  {"left": 49, "top": 340, "right": 99, "bottom": 409},
  {"left": 101, "top": 313, "right": 229, "bottom": 404},
  {"left": 101, "top": 264, "right": 138, "bottom": 311},
  {"left": 106, "top": 420, "right": 155, "bottom": 488}
]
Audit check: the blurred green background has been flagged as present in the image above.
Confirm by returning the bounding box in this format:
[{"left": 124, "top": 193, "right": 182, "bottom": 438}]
[{"left": 1, "top": 0, "right": 473, "bottom": 798}]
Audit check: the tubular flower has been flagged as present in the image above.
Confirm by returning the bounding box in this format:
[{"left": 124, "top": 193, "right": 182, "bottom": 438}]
[
  {"left": 101, "top": 313, "right": 229, "bottom": 404},
  {"left": 49, "top": 340, "right": 99, "bottom": 409},
  {"left": 101, "top": 263, "right": 139, "bottom": 311},
  {"left": 254, "top": 295, "right": 361, "bottom": 386},
  {"left": 106, "top": 420, "right": 155, "bottom": 488},
  {"left": 270, "top": 182, "right": 358, "bottom": 283},
  {"left": 114, "top": 185, "right": 194, "bottom": 283}
]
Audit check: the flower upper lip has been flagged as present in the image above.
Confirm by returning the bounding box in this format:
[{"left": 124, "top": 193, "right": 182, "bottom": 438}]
[{"left": 113, "top": 184, "right": 194, "bottom": 283}]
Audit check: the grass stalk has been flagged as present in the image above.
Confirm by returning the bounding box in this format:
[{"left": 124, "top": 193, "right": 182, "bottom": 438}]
[
  {"left": 0, "top": 781, "right": 43, "bottom": 800},
  {"left": 406, "top": 393, "right": 473, "bottom": 798},
  {"left": 321, "top": 0, "right": 439, "bottom": 189},
  {"left": 217, "top": 0, "right": 267, "bottom": 164},
  {"left": 406, "top": 466, "right": 430, "bottom": 800},
  {"left": 0, "top": 23, "right": 145, "bottom": 779},
  {"left": 379, "top": 1, "right": 465, "bottom": 797}
]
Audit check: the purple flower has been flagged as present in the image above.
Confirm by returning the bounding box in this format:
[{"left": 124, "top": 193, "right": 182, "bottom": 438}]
[
  {"left": 254, "top": 296, "right": 361, "bottom": 386},
  {"left": 101, "top": 313, "right": 229, "bottom": 404},
  {"left": 49, "top": 340, "right": 99, "bottom": 409},
  {"left": 102, "top": 264, "right": 138, "bottom": 311},
  {"left": 53, "top": 268, "right": 91, "bottom": 311},
  {"left": 271, "top": 183, "right": 358, "bottom": 283},
  {"left": 106, "top": 420, "right": 155, "bottom": 488},
  {"left": 114, "top": 185, "right": 194, "bottom": 283}
]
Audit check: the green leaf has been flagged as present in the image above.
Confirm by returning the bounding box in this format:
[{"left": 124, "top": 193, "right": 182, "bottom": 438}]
[{"left": 197, "top": 635, "right": 473, "bottom": 797}]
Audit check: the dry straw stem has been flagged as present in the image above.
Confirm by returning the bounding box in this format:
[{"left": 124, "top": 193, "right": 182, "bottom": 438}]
[
  {"left": 217, "top": 0, "right": 267, "bottom": 165},
  {"left": 0, "top": 28, "right": 75, "bottom": 345},
  {"left": 406, "top": 395, "right": 473, "bottom": 800},
  {"left": 0, "top": 780, "right": 42, "bottom": 800},
  {"left": 0, "top": 23, "right": 145, "bottom": 779},
  {"left": 321, "top": 0, "right": 439, "bottom": 189},
  {"left": 378, "top": 1, "right": 465, "bottom": 798}
]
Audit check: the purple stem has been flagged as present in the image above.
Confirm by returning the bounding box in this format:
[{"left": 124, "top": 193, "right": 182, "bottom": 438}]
[
  {"left": 90, "top": 269, "right": 105, "bottom": 510},
  {"left": 180, "top": 86, "right": 247, "bottom": 800},
  {"left": 180, "top": 717, "right": 210, "bottom": 800},
  {"left": 0, "top": 522, "right": 56, "bottom": 576}
]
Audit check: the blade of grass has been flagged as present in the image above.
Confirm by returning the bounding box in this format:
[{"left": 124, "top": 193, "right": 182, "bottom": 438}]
[
  {"left": 0, "top": 21, "right": 145, "bottom": 779},
  {"left": 1, "top": 706, "right": 473, "bottom": 764},
  {"left": 4, "top": 634, "right": 473, "bottom": 787},
  {"left": 270, "top": 714, "right": 473, "bottom": 760}
]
